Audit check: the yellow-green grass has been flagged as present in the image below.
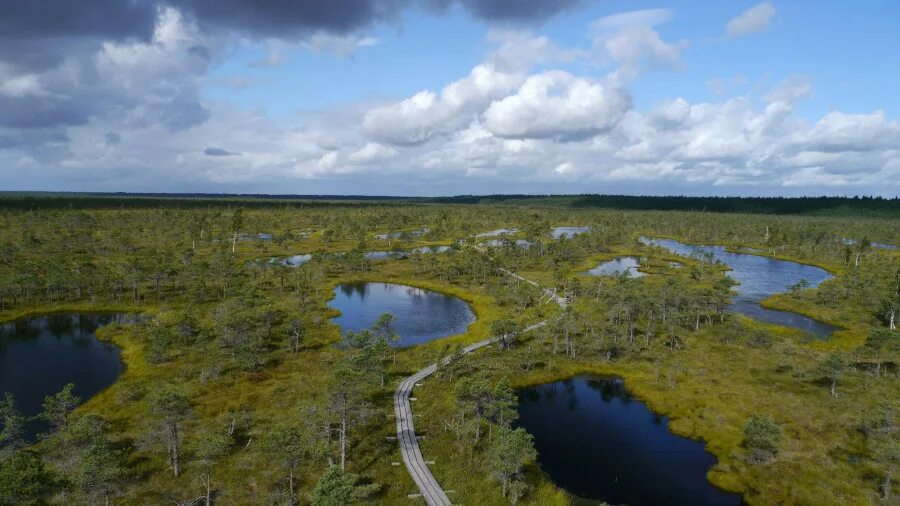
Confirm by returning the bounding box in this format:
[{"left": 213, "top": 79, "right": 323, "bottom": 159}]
[
  {"left": 4, "top": 258, "right": 543, "bottom": 504},
  {"left": 412, "top": 319, "right": 897, "bottom": 505},
  {"left": 633, "top": 232, "right": 851, "bottom": 275}
]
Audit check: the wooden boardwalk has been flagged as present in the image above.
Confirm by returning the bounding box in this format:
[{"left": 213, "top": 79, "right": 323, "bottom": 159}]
[{"left": 393, "top": 269, "right": 566, "bottom": 504}]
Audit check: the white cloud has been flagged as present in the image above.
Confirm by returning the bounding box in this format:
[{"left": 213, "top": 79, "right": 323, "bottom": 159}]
[
  {"left": 303, "top": 33, "right": 383, "bottom": 56},
  {"left": 591, "top": 9, "right": 687, "bottom": 83},
  {"left": 347, "top": 142, "right": 397, "bottom": 164},
  {"left": 795, "top": 110, "right": 900, "bottom": 153},
  {"left": 591, "top": 9, "right": 674, "bottom": 31},
  {"left": 362, "top": 63, "right": 523, "bottom": 146},
  {"left": 482, "top": 71, "right": 631, "bottom": 140},
  {"left": 2, "top": 5, "right": 899, "bottom": 196},
  {"left": 486, "top": 30, "right": 583, "bottom": 72},
  {"left": 0, "top": 71, "right": 48, "bottom": 98},
  {"left": 765, "top": 75, "right": 812, "bottom": 103},
  {"left": 706, "top": 75, "right": 747, "bottom": 96},
  {"left": 726, "top": 2, "right": 776, "bottom": 38}
]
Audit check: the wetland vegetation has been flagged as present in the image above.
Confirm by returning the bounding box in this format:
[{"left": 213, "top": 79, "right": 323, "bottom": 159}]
[{"left": 0, "top": 195, "right": 897, "bottom": 505}]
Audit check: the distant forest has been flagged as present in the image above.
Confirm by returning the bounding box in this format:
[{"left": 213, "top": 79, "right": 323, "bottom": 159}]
[{"left": 1, "top": 192, "right": 898, "bottom": 216}]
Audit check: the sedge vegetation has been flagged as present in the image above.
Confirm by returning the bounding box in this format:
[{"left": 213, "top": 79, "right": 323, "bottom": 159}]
[{"left": 0, "top": 201, "right": 897, "bottom": 505}]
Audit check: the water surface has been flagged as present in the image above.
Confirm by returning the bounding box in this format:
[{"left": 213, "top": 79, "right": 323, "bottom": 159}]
[
  {"left": 640, "top": 237, "right": 836, "bottom": 336},
  {"left": 843, "top": 238, "right": 896, "bottom": 250},
  {"left": 0, "top": 313, "right": 131, "bottom": 439},
  {"left": 585, "top": 257, "right": 645, "bottom": 278},
  {"left": 552, "top": 226, "right": 590, "bottom": 239},
  {"left": 239, "top": 232, "right": 272, "bottom": 241},
  {"left": 476, "top": 228, "right": 518, "bottom": 237},
  {"left": 328, "top": 282, "right": 475, "bottom": 347},
  {"left": 269, "top": 246, "right": 451, "bottom": 267},
  {"left": 375, "top": 228, "right": 430, "bottom": 240},
  {"left": 483, "top": 239, "right": 532, "bottom": 248},
  {"left": 516, "top": 375, "right": 741, "bottom": 506},
  {"left": 363, "top": 246, "right": 451, "bottom": 260}
]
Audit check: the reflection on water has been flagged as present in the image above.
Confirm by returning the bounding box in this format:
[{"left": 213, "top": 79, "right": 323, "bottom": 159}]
[
  {"left": 585, "top": 257, "right": 645, "bottom": 278},
  {"left": 516, "top": 375, "right": 741, "bottom": 506},
  {"left": 328, "top": 282, "right": 475, "bottom": 347},
  {"left": 268, "top": 245, "right": 452, "bottom": 267},
  {"left": 238, "top": 232, "right": 272, "bottom": 241},
  {"left": 0, "top": 313, "right": 133, "bottom": 439},
  {"left": 483, "top": 239, "right": 532, "bottom": 248},
  {"left": 552, "top": 226, "right": 590, "bottom": 239},
  {"left": 640, "top": 237, "right": 837, "bottom": 337},
  {"left": 374, "top": 228, "right": 430, "bottom": 240},
  {"left": 843, "top": 237, "right": 897, "bottom": 250},
  {"left": 476, "top": 228, "right": 518, "bottom": 237}
]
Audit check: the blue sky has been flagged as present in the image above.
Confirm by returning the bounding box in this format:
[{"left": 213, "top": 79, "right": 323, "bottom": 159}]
[
  {"left": 1, "top": 1, "right": 899, "bottom": 196},
  {"left": 204, "top": 1, "right": 900, "bottom": 120}
]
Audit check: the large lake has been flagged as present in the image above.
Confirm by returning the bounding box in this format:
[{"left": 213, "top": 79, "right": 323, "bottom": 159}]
[
  {"left": 0, "top": 313, "right": 131, "bottom": 438},
  {"left": 328, "top": 282, "right": 475, "bottom": 347},
  {"left": 516, "top": 375, "right": 742, "bottom": 506},
  {"left": 640, "top": 237, "right": 837, "bottom": 337}
]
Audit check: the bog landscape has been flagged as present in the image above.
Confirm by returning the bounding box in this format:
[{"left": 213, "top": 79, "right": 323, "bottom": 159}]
[
  {"left": 1, "top": 1, "right": 899, "bottom": 505},
  {"left": 0, "top": 194, "right": 897, "bottom": 505}
]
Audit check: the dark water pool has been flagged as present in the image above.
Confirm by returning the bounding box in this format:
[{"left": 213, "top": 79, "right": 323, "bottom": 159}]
[
  {"left": 586, "top": 257, "right": 645, "bottom": 278},
  {"left": 516, "top": 375, "right": 742, "bottom": 506},
  {"left": 640, "top": 237, "right": 837, "bottom": 337},
  {"left": 0, "top": 313, "right": 131, "bottom": 439},
  {"left": 328, "top": 282, "right": 475, "bottom": 347}
]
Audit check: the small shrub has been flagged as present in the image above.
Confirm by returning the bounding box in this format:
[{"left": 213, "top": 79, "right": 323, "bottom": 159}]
[{"left": 743, "top": 415, "right": 782, "bottom": 464}]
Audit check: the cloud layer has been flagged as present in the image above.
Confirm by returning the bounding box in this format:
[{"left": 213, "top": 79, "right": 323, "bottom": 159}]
[{"left": 1, "top": 2, "right": 898, "bottom": 195}]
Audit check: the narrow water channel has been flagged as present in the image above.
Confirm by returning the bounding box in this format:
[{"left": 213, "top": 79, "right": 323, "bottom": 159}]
[{"left": 640, "top": 237, "right": 837, "bottom": 337}]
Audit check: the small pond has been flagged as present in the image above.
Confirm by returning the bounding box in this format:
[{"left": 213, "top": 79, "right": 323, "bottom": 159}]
[
  {"left": 640, "top": 237, "right": 837, "bottom": 337},
  {"left": 328, "top": 282, "right": 475, "bottom": 347},
  {"left": 843, "top": 238, "right": 896, "bottom": 250},
  {"left": 239, "top": 232, "right": 272, "bottom": 241},
  {"left": 269, "top": 246, "right": 452, "bottom": 267},
  {"left": 476, "top": 228, "right": 518, "bottom": 237},
  {"left": 0, "top": 313, "right": 132, "bottom": 439},
  {"left": 374, "top": 228, "right": 430, "bottom": 240},
  {"left": 552, "top": 226, "right": 590, "bottom": 239},
  {"left": 585, "top": 257, "right": 645, "bottom": 278},
  {"left": 363, "top": 246, "right": 451, "bottom": 260},
  {"left": 516, "top": 375, "right": 742, "bottom": 506},
  {"left": 483, "top": 239, "right": 532, "bottom": 248}
]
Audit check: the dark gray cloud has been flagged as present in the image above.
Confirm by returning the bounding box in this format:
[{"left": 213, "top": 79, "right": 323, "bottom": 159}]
[
  {"left": 0, "top": 95, "right": 90, "bottom": 129},
  {"left": 0, "top": 0, "right": 158, "bottom": 40},
  {"left": 175, "top": 0, "right": 586, "bottom": 35},
  {"left": 204, "top": 147, "right": 241, "bottom": 156},
  {"left": 176, "top": 0, "right": 408, "bottom": 37},
  {"left": 0, "top": 0, "right": 589, "bottom": 151},
  {"left": 453, "top": 0, "right": 585, "bottom": 22},
  {"left": 0, "top": 0, "right": 584, "bottom": 61},
  {"left": 0, "top": 0, "right": 158, "bottom": 70}
]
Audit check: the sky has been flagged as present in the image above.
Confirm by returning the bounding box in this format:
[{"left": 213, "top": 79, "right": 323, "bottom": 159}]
[{"left": 1, "top": 0, "right": 899, "bottom": 196}]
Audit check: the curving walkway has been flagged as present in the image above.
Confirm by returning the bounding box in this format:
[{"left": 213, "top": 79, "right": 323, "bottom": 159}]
[{"left": 393, "top": 268, "right": 566, "bottom": 505}]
